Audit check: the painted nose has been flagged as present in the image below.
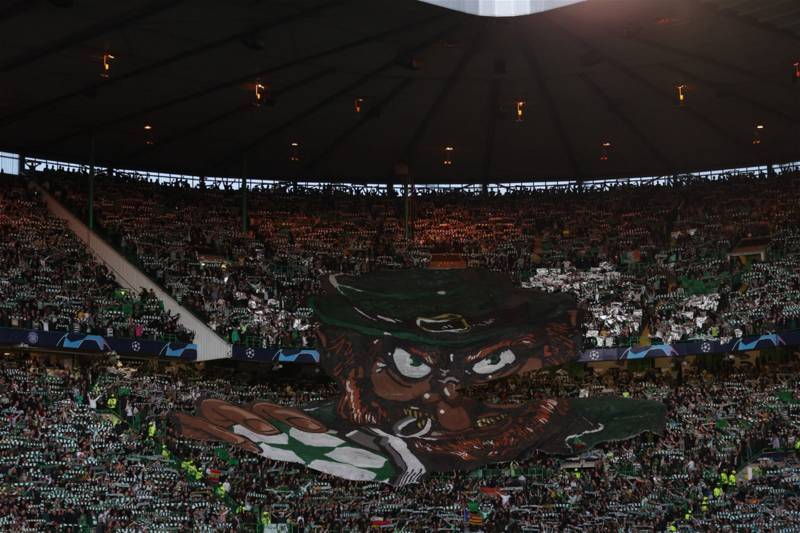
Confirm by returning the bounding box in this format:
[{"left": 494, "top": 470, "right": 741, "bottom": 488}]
[
  {"left": 434, "top": 383, "right": 475, "bottom": 432},
  {"left": 435, "top": 400, "right": 471, "bottom": 432}
]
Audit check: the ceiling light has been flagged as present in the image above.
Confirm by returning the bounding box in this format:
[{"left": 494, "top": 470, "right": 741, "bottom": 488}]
[
  {"left": 101, "top": 52, "right": 115, "bottom": 79},
  {"left": 600, "top": 141, "right": 611, "bottom": 161},
  {"left": 443, "top": 146, "right": 454, "bottom": 166},
  {"left": 254, "top": 80, "right": 272, "bottom": 107},
  {"left": 752, "top": 123, "right": 765, "bottom": 145},
  {"left": 676, "top": 84, "right": 686, "bottom": 104}
]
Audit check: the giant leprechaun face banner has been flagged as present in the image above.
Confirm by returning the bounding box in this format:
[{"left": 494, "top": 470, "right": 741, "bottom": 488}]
[{"left": 172, "top": 270, "right": 665, "bottom": 485}]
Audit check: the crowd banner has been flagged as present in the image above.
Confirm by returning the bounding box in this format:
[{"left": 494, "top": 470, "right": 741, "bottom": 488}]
[
  {"left": 230, "top": 345, "right": 320, "bottom": 364},
  {"left": 0, "top": 327, "right": 198, "bottom": 361},
  {"left": 579, "top": 330, "right": 800, "bottom": 362},
  {"left": 173, "top": 270, "right": 666, "bottom": 488}
]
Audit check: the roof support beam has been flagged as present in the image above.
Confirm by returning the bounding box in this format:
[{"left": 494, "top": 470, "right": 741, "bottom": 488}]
[
  {"left": 304, "top": 77, "right": 414, "bottom": 173},
  {"left": 36, "top": 11, "right": 452, "bottom": 152},
  {"left": 0, "top": 0, "right": 183, "bottom": 73},
  {"left": 211, "top": 19, "right": 464, "bottom": 174},
  {"left": 400, "top": 23, "right": 482, "bottom": 172},
  {"left": 517, "top": 23, "right": 580, "bottom": 177},
  {"left": 628, "top": 34, "right": 797, "bottom": 96},
  {"left": 118, "top": 68, "right": 336, "bottom": 165},
  {"left": 0, "top": 0, "right": 348, "bottom": 127},
  {"left": 660, "top": 63, "right": 800, "bottom": 123},
  {"left": 480, "top": 78, "right": 500, "bottom": 185},
  {"left": 703, "top": 0, "right": 800, "bottom": 43},
  {"left": 579, "top": 72, "right": 673, "bottom": 170},
  {"left": 0, "top": 0, "right": 35, "bottom": 24},
  {"left": 546, "top": 16, "right": 749, "bottom": 154}
]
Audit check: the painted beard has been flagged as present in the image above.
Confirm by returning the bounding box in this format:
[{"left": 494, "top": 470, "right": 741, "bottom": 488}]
[
  {"left": 318, "top": 326, "right": 583, "bottom": 468},
  {"left": 407, "top": 398, "right": 570, "bottom": 463}
]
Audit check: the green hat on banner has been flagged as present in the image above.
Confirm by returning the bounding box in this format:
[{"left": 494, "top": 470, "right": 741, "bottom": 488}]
[{"left": 309, "top": 269, "right": 580, "bottom": 348}]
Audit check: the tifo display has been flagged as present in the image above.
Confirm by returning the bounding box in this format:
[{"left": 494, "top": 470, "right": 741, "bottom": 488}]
[
  {"left": 173, "top": 270, "right": 665, "bottom": 485},
  {"left": 2, "top": 0, "right": 800, "bottom": 529},
  {"left": 1, "top": 167, "right": 799, "bottom": 530}
]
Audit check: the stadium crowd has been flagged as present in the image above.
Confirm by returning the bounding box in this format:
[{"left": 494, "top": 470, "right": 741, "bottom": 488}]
[
  {"left": 1, "top": 349, "right": 799, "bottom": 531},
  {"left": 0, "top": 177, "right": 193, "bottom": 343},
  {"left": 37, "top": 166, "right": 800, "bottom": 350}
]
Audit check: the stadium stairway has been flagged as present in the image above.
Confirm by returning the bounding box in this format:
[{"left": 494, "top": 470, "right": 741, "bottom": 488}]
[{"left": 36, "top": 183, "right": 231, "bottom": 361}]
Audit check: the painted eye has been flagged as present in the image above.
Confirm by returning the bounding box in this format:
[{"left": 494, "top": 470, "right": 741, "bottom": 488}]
[
  {"left": 472, "top": 349, "right": 516, "bottom": 375},
  {"left": 391, "top": 347, "right": 431, "bottom": 379}
]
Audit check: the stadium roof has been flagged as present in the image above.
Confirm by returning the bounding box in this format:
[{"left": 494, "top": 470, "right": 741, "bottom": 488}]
[{"left": 0, "top": 0, "right": 798, "bottom": 184}]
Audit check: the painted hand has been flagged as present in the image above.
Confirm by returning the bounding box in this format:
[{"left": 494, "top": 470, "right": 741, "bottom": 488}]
[
  {"left": 171, "top": 399, "right": 327, "bottom": 454},
  {"left": 172, "top": 399, "right": 396, "bottom": 483}
]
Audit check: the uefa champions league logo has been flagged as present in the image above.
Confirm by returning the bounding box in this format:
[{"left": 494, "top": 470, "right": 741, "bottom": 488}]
[
  {"left": 27, "top": 331, "right": 39, "bottom": 345},
  {"left": 131, "top": 341, "right": 141, "bottom": 352},
  {"left": 246, "top": 348, "right": 255, "bottom": 359},
  {"left": 589, "top": 349, "right": 600, "bottom": 361},
  {"left": 700, "top": 342, "right": 712, "bottom": 353}
]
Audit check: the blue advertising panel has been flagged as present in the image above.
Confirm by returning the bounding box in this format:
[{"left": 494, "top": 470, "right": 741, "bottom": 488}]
[
  {"left": 0, "top": 327, "right": 197, "bottom": 361},
  {"left": 579, "top": 331, "right": 800, "bottom": 362}
]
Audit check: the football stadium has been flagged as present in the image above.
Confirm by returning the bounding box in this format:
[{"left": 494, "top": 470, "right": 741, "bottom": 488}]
[{"left": 1, "top": 0, "right": 800, "bottom": 531}]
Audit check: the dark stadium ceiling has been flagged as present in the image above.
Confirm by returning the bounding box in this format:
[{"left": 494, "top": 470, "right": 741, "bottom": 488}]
[{"left": 0, "top": 0, "right": 798, "bottom": 184}]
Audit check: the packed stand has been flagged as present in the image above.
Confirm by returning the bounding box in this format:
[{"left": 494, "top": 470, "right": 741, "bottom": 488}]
[
  {"left": 0, "top": 176, "right": 193, "bottom": 343},
  {"left": 42, "top": 168, "right": 800, "bottom": 350},
  {"left": 0, "top": 355, "right": 232, "bottom": 531},
  {"left": 2, "top": 349, "right": 800, "bottom": 531}
]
